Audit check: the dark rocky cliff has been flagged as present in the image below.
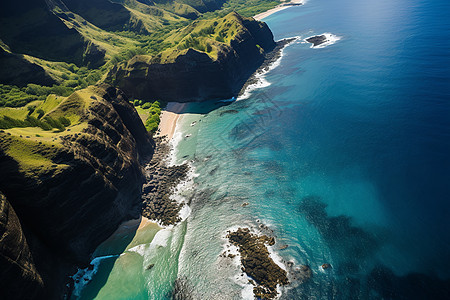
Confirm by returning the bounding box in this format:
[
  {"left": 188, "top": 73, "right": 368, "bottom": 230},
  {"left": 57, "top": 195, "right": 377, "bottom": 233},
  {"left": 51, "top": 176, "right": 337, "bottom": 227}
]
[
  {"left": 0, "top": 0, "right": 105, "bottom": 67},
  {"left": 0, "top": 84, "right": 154, "bottom": 299},
  {"left": 106, "top": 12, "right": 276, "bottom": 102},
  {"left": 0, "top": 47, "right": 56, "bottom": 87}
]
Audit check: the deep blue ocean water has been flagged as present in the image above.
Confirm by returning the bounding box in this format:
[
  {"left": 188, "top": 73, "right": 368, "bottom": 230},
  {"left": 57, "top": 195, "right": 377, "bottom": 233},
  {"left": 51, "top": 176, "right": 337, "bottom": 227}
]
[
  {"left": 174, "top": 0, "right": 450, "bottom": 298},
  {"left": 78, "top": 0, "right": 450, "bottom": 298}
]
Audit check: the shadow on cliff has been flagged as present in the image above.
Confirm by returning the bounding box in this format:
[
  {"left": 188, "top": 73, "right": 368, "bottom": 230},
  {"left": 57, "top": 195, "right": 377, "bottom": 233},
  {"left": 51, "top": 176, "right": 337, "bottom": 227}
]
[
  {"left": 163, "top": 98, "right": 236, "bottom": 115},
  {"left": 70, "top": 223, "right": 140, "bottom": 299},
  {"left": 0, "top": 149, "right": 73, "bottom": 299}
]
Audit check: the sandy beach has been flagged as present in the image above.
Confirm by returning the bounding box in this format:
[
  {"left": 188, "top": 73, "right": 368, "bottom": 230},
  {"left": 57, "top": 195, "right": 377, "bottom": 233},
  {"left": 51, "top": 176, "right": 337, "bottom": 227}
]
[
  {"left": 156, "top": 1, "right": 304, "bottom": 139},
  {"left": 108, "top": 216, "right": 160, "bottom": 237},
  {"left": 253, "top": 0, "right": 303, "bottom": 21},
  {"left": 157, "top": 102, "right": 187, "bottom": 140}
]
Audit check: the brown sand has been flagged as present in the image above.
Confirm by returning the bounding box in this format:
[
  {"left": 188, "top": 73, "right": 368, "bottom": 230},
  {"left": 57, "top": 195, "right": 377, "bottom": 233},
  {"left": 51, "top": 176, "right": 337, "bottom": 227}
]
[
  {"left": 253, "top": 0, "right": 304, "bottom": 21},
  {"left": 157, "top": 102, "right": 187, "bottom": 140}
]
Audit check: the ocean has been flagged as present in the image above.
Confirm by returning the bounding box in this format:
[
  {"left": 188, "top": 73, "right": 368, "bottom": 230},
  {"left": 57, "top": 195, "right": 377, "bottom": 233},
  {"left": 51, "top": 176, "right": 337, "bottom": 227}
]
[{"left": 75, "top": 0, "right": 450, "bottom": 298}]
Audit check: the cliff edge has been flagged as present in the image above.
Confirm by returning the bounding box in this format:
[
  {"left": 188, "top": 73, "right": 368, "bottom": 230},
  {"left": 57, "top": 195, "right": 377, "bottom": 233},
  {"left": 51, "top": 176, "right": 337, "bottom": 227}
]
[
  {"left": 0, "top": 84, "right": 153, "bottom": 299},
  {"left": 106, "top": 12, "right": 276, "bottom": 102}
]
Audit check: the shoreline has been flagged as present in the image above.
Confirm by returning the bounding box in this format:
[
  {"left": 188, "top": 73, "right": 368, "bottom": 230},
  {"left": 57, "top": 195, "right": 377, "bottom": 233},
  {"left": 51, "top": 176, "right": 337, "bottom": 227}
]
[
  {"left": 157, "top": 102, "right": 188, "bottom": 140},
  {"left": 253, "top": 0, "right": 304, "bottom": 21},
  {"left": 73, "top": 3, "right": 302, "bottom": 298},
  {"left": 157, "top": 0, "right": 303, "bottom": 139},
  {"left": 238, "top": 37, "right": 296, "bottom": 100}
]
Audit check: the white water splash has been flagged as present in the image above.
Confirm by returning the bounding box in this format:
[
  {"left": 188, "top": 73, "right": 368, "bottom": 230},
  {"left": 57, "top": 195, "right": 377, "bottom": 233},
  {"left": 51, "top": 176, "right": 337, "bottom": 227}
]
[
  {"left": 221, "top": 226, "right": 289, "bottom": 300},
  {"left": 237, "top": 37, "right": 299, "bottom": 100},
  {"left": 305, "top": 32, "right": 341, "bottom": 49}
]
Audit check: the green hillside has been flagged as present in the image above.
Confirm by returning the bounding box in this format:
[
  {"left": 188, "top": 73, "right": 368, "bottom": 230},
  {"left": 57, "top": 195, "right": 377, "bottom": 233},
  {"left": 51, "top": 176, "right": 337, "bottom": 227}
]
[{"left": 0, "top": 0, "right": 279, "bottom": 109}]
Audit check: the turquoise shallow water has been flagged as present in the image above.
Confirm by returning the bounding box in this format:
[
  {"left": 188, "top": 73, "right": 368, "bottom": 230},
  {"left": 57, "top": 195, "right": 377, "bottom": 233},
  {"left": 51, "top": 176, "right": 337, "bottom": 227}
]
[
  {"left": 175, "top": 0, "right": 450, "bottom": 297},
  {"left": 76, "top": 0, "right": 450, "bottom": 298}
]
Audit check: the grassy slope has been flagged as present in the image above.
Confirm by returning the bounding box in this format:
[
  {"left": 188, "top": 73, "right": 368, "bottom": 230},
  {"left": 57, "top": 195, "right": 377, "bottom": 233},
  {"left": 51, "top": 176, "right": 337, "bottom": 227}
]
[
  {"left": 0, "top": 86, "right": 108, "bottom": 177},
  {"left": 1, "top": 0, "right": 279, "bottom": 108},
  {"left": 0, "top": 134, "right": 69, "bottom": 178},
  {"left": 125, "top": 11, "right": 257, "bottom": 65}
]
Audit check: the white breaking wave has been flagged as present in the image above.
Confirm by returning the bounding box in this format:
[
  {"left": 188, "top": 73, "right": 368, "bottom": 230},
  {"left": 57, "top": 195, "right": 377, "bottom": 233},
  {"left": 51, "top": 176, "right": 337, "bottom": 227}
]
[
  {"left": 237, "top": 37, "right": 299, "bottom": 100},
  {"left": 152, "top": 227, "right": 173, "bottom": 248},
  {"left": 305, "top": 32, "right": 341, "bottom": 49},
  {"left": 167, "top": 124, "right": 183, "bottom": 167},
  {"left": 221, "top": 225, "right": 289, "bottom": 300},
  {"left": 127, "top": 244, "right": 148, "bottom": 256}
]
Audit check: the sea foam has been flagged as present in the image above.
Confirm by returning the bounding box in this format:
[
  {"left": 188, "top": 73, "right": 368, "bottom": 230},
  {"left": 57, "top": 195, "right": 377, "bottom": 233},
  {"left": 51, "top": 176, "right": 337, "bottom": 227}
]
[
  {"left": 221, "top": 225, "right": 288, "bottom": 300},
  {"left": 305, "top": 32, "right": 341, "bottom": 49},
  {"left": 238, "top": 37, "right": 299, "bottom": 100}
]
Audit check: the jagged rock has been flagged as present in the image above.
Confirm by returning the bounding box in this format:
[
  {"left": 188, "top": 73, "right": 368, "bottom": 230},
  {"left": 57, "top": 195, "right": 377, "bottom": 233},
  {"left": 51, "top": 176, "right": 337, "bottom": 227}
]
[
  {"left": 305, "top": 35, "right": 327, "bottom": 47},
  {"left": 227, "top": 228, "right": 288, "bottom": 299},
  {"left": 141, "top": 138, "right": 188, "bottom": 226}
]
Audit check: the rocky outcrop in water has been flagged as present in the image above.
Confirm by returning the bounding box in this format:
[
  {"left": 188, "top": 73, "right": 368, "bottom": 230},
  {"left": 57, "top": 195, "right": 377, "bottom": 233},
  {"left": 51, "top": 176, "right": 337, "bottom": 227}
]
[
  {"left": 305, "top": 35, "right": 327, "bottom": 47},
  {"left": 0, "top": 84, "right": 153, "bottom": 299},
  {"left": 227, "top": 227, "right": 289, "bottom": 299}
]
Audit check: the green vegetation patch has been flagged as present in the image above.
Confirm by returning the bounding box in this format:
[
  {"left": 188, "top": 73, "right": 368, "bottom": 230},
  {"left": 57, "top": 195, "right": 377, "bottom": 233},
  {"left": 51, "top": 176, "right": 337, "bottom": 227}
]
[
  {"left": 1, "top": 0, "right": 280, "bottom": 111},
  {"left": 0, "top": 84, "right": 74, "bottom": 108},
  {"left": 0, "top": 132, "right": 69, "bottom": 178},
  {"left": 0, "top": 89, "right": 92, "bottom": 132},
  {"left": 201, "top": 0, "right": 280, "bottom": 19},
  {"left": 158, "top": 11, "right": 267, "bottom": 60},
  {"left": 0, "top": 115, "right": 69, "bottom": 131},
  {"left": 136, "top": 100, "right": 161, "bottom": 134}
]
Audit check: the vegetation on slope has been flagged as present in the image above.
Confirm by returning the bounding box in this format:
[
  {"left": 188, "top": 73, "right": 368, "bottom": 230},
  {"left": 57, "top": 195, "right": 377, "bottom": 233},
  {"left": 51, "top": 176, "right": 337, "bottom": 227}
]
[
  {"left": 133, "top": 100, "right": 162, "bottom": 134},
  {"left": 201, "top": 0, "right": 279, "bottom": 18},
  {"left": 0, "top": 0, "right": 279, "bottom": 113},
  {"left": 0, "top": 85, "right": 126, "bottom": 179},
  {"left": 143, "top": 101, "right": 162, "bottom": 133},
  {"left": 116, "top": 10, "right": 266, "bottom": 68},
  {"left": 167, "top": 11, "right": 252, "bottom": 57}
]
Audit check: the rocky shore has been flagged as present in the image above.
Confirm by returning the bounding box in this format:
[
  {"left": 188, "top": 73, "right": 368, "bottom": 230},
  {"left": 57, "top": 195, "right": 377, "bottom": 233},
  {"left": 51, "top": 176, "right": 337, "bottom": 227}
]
[
  {"left": 141, "top": 137, "right": 189, "bottom": 226},
  {"left": 226, "top": 228, "right": 289, "bottom": 299},
  {"left": 238, "top": 37, "right": 296, "bottom": 97},
  {"left": 305, "top": 34, "right": 327, "bottom": 47},
  {"left": 0, "top": 84, "right": 153, "bottom": 299}
]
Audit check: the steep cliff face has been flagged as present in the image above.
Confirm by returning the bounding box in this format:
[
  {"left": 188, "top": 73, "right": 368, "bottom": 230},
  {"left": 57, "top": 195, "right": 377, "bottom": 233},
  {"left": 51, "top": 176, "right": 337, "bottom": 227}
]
[
  {"left": 0, "top": 84, "right": 153, "bottom": 299},
  {"left": 0, "top": 47, "right": 56, "bottom": 87},
  {"left": 0, "top": 0, "right": 105, "bottom": 67},
  {"left": 62, "top": 0, "right": 132, "bottom": 31},
  {"left": 0, "top": 192, "right": 44, "bottom": 299},
  {"left": 106, "top": 12, "right": 276, "bottom": 102}
]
